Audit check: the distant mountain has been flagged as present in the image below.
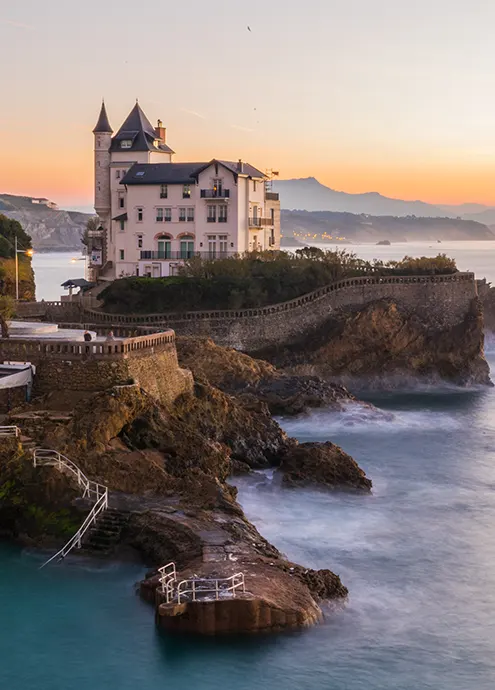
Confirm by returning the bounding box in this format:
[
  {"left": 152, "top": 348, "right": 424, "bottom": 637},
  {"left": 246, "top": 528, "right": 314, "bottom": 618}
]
[
  {"left": 439, "top": 203, "right": 491, "bottom": 216},
  {"left": 273, "top": 178, "right": 457, "bottom": 217},
  {"left": 281, "top": 210, "right": 495, "bottom": 243},
  {"left": 0, "top": 194, "right": 93, "bottom": 250}
]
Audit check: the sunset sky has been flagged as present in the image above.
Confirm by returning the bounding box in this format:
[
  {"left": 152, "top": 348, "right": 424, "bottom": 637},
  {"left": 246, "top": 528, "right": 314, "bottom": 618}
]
[{"left": 2, "top": 0, "right": 495, "bottom": 210}]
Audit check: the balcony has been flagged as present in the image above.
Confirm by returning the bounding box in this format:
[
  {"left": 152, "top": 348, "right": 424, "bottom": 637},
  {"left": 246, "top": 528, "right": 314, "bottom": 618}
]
[
  {"left": 140, "top": 250, "right": 237, "bottom": 261},
  {"left": 248, "top": 217, "right": 274, "bottom": 228},
  {"left": 201, "top": 189, "right": 230, "bottom": 199},
  {"left": 265, "top": 192, "right": 279, "bottom": 201}
]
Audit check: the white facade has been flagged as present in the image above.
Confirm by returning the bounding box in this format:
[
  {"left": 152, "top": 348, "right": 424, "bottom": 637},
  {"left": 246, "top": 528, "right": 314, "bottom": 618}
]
[{"left": 90, "top": 102, "right": 280, "bottom": 280}]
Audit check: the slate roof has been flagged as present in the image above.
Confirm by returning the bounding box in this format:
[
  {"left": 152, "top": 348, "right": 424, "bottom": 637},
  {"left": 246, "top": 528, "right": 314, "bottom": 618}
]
[
  {"left": 93, "top": 102, "right": 113, "bottom": 134},
  {"left": 110, "top": 103, "right": 174, "bottom": 154},
  {"left": 121, "top": 163, "right": 207, "bottom": 185},
  {"left": 121, "top": 159, "right": 267, "bottom": 186},
  {"left": 112, "top": 212, "right": 128, "bottom": 221}
]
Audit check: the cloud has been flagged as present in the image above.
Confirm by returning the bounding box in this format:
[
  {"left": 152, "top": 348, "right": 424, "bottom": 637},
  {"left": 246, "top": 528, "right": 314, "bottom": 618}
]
[
  {"left": 181, "top": 108, "right": 206, "bottom": 120},
  {"left": 0, "top": 17, "right": 35, "bottom": 30},
  {"left": 230, "top": 124, "right": 254, "bottom": 133}
]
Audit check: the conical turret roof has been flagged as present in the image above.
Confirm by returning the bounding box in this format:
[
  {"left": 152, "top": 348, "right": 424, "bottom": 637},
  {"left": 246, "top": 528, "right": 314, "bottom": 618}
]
[{"left": 93, "top": 101, "right": 113, "bottom": 134}]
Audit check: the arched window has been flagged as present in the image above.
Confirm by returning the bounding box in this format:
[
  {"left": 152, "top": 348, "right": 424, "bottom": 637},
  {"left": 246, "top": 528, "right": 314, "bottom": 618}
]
[
  {"left": 179, "top": 234, "right": 195, "bottom": 259},
  {"left": 156, "top": 234, "right": 172, "bottom": 259}
]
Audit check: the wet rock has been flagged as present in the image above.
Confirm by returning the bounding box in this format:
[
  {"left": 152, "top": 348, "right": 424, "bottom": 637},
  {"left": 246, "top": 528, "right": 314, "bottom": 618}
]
[{"left": 280, "top": 441, "right": 372, "bottom": 491}]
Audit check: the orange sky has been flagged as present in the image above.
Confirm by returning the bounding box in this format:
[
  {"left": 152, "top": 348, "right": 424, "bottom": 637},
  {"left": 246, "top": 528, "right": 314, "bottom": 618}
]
[{"left": 3, "top": 0, "right": 495, "bottom": 210}]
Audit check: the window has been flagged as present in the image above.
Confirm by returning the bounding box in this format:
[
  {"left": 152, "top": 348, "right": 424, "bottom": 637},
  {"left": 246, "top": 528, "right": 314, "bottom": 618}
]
[
  {"left": 119, "top": 249, "right": 125, "bottom": 260},
  {"left": 157, "top": 236, "right": 172, "bottom": 259},
  {"left": 179, "top": 207, "right": 186, "bottom": 222},
  {"left": 116, "top": 170, "right": 121, "bottom": 179},
  {"left": 119, "top": 220, "right": 125, "bottom": 232},
  {"left": 118, "top": 193, "right": 125, "bottom": 209},
  {"left": 207, "top": 205, "right": 216, "bottom": 223},
  {"left": 183, "top": 184, "right": 191, "bottom": 199},
  {"left": 156, "top": 208, "right": 164, "bottom": 223},
  {"left": 187, "top": 207, "right": 195, "bottom": 222},
  {"left": 219, "top": 235, "right": 228, "bottom": 255},
  {"left": 160, "top": 184, "right": 168, "bottom": 199},
  {"left": 253, "top": 180, "right": 257, "bottom": 192},
  {"left": 137, "top": 235, "right": 143, "bottom": 249},
  {"left": 135, "top": 171, "right": 145, "bottom": 177},
  {"left": 121, "top": 140, "right": 132, "bottom": 149},
  {"left": 164, "top": 208, "right": 172, "bottom": 222},
  {"left": 213, "top": 178, "right": 223, "bottom": 197},
  {"left": 218, "top": 205, "right": 228, "bottom": 223},
  {"left": 137, "top": 207, "right": 143, "bottom": 222},
  {"left": 180, "top": 235, "right": 195, "bottom": 259},
  {"left": 207, "top": 235, "right": 217, "bottom": 258}
]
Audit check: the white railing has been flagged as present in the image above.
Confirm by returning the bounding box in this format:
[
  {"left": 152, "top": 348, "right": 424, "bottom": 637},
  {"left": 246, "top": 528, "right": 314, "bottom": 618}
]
[
  {"left": 158, "top": 562, "right": 177, "bottom": 603},
  {"left": 176, "top": 573, "right": 245, "bottom": 604},
  {"left": 0, "top": 426, "right": 21, "bottom": 437},
  {"left": 33, "top": 449, "right": 107, "bottom": 501},
  {"left": 40, "top": 492, "right": 108, "bottom": 568},
  {"left": 33, "top": 448, "right": 109, "bottom": 567}
]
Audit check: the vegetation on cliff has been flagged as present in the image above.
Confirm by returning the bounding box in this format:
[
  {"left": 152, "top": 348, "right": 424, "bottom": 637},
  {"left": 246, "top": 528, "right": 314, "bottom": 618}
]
[
  {"left": 100, "top": 250, "right": 458, "bottom": 314},
  {"left": 0, "top": 215, "right": 35, "bottom": 300}
]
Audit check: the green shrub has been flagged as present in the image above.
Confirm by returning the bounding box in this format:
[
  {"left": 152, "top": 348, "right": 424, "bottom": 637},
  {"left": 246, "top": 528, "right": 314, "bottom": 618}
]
[{"left": 100, "top": 249, "right": 458, "bottom": 314}]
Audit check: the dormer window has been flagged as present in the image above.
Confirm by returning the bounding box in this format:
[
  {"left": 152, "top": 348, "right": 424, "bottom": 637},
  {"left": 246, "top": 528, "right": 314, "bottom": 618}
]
[
  {"left": 154, "top": 139, "right": 161, "bottom": 148},
  {"left": 121, "top": 140, "right": 132, "bottom": 149}
]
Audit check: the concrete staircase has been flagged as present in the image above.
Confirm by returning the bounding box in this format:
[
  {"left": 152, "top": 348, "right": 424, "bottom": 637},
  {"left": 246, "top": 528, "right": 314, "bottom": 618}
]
[{"left": 81, "top": 508, "right": 129, "bottom": 555}]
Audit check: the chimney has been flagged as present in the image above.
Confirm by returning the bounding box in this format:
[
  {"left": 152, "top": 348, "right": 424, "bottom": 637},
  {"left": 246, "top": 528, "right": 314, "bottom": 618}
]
[
  {"left": 155, "top": 119, "right": 166, "bottom": 143},
  {"left": 238, "top": 159, "right": 244, "bottom": 173}
]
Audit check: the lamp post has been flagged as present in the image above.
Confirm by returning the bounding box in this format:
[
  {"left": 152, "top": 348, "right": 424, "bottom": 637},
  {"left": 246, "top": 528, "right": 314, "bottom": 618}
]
[{"left": 14, "top": 235, "right": 34, "bottom": 301}]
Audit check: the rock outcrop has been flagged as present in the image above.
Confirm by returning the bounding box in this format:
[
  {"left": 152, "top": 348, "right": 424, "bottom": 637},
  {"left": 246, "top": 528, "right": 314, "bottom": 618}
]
[
  {"left": 281, "top": 442, "right": 372, "bottom": 491},
  {"left": 260, "top": 297, "right": 491, "bottom": 388},
  {"left": 176, "top": 336, "right": 362, "bottom": 415},
  {"left": 0, "top": 378, "right": 369, "bottom": 634}
]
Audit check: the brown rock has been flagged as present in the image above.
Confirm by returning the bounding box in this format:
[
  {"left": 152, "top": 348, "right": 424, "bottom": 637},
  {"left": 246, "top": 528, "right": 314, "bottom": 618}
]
[{"left": 281, "top": 441, "right": 372, "bottom": 491}]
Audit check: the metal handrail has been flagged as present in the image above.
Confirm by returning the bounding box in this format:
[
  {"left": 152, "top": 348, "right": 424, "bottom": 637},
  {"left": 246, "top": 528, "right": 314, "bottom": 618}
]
[
  {"left": 40, "top": 492, "right": 108, "bottom": 568},
  {"left": 0, "top": 426, "right": 21, "bottom": 437},
  {"left": 33, "top": 448, "right": 109, "bottom": 567},
  {"left": 158, "top": 562, "right": 177, "bottom": 603},
  {"left": 176, "top": 573, "right": 245, "bottom": 603},
  {"left": 33, "top": 449, "right": 107, "bottom": 501}
]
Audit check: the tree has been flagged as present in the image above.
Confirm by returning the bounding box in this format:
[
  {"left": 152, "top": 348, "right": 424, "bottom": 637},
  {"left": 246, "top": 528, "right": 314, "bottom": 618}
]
[
  {"left": 0, "top": 295, "right": 14, "bottom": 338},
  {"left": 81, "top": 217, "right": 99, "bottom": 249},
  {"left": 0, "top": 215, "right": 32, "bottom": 257}
]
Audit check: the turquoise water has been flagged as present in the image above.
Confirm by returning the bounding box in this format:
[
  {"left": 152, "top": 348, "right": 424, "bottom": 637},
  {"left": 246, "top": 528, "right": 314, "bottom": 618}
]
[{"left": 3, "top": 247, "right": 495, "bottom": 688}]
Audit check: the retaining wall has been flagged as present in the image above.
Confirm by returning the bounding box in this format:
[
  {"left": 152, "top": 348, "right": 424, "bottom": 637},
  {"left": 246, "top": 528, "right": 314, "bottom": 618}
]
[
  {"left": 83, "top": 273, "right": 478, "bottom": 351},
  {"left": 0, "top": 331, "right": 193, "bottom": 405}
]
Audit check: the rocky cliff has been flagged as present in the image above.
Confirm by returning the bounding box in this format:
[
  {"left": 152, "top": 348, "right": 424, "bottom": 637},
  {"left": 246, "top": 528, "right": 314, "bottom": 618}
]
[
  {"left": 257, "top": 297, "right": 491, "bottom": 389},
  {"left": 0, "top": 194, "right": 91, "bottom": 250},
  {"left": 0, "top": 345, "right": 373, "bottom": 634}
]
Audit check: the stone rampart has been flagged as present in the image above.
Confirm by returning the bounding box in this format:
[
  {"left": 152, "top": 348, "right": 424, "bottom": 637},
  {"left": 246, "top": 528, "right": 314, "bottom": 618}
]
[
  {"left": 80, "top": 273, "right": 477, "bottom": 351},
  {"left": 0, "top": 331, "right": 193, "bottom": 405}
]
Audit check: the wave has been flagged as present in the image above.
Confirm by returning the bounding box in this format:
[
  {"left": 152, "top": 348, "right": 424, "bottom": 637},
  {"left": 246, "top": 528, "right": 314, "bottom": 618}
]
[{"left": 278, "top": 403, "right": 464, "bottom": 437}]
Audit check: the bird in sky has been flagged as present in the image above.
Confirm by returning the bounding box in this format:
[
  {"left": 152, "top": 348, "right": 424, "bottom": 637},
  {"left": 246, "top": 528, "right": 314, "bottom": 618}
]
[{"left": 247, "top": 26, "right": 251, "bottom": 32}]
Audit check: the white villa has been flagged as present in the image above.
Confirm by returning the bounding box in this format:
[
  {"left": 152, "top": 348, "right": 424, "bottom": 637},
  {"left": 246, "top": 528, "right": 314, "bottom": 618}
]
[{"left": 90, "top": 101, "right": 281, "bottom": 280}]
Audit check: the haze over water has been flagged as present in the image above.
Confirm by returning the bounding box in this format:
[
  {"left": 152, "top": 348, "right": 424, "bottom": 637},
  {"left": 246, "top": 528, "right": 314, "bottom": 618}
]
[{"left": 3, "top": 245, "right": 495, "bottom": 689}]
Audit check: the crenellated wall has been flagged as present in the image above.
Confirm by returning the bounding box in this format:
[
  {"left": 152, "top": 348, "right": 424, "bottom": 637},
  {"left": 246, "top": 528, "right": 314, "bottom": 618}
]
[
  {"left": 80, "top": 273, "right": 478, "bottom": 352},
  {"left": 14, "top": 273, "right": 479, "bottom": 353},
  {"left": 0, "top": 331, "right": 193, "bottom": 405}
]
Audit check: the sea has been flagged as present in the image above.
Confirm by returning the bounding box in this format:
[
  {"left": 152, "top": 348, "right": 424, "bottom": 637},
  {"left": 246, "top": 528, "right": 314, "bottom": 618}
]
[{"left": 3, "top": 242, "right": 495, "bottom": 689}]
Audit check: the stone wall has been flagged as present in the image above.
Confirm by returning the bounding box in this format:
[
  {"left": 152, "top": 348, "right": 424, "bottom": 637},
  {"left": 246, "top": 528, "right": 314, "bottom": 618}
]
[
  {"left": 82, "top": 273, "right": 477, "bottom": 351},
  {"left": 15, "top": 273, "right": 479, "bottom": 352},
  {"left": 0, "top": 332, "right": 193, "bottom": 405}
]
